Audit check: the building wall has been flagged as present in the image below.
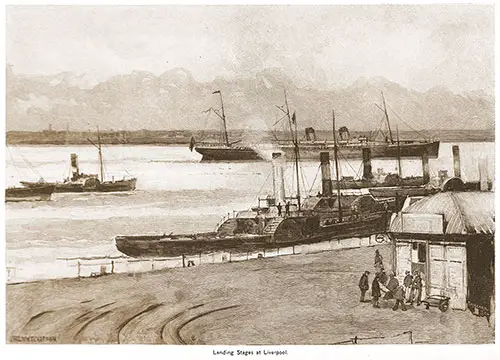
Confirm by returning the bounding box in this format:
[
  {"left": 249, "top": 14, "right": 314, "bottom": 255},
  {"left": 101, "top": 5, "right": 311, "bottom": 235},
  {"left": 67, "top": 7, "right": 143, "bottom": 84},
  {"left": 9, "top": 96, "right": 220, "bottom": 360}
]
[{"left": 394, "top": 238, "right": 467, "bottom": 310}]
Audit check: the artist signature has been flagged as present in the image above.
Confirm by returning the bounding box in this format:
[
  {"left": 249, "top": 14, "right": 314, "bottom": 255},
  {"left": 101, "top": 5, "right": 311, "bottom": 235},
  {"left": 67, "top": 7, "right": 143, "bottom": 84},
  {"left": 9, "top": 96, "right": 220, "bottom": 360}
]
[{"left": 10, "top": 335, "right": 57, "bottom": 343}]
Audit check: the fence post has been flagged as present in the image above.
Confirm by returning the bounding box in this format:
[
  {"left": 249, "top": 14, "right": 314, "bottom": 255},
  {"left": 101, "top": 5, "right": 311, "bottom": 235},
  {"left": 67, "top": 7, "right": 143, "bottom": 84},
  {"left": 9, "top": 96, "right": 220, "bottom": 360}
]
[
  {"left": 409, "top": 331, "right": 413, "bottom": 344},
  {"left": 293, "top": 245, "right": 295, "bottom": 255},
  {"left": 182, "top": 254, "right": 186, "bottom": 268},
  {"left": 111, "top": 260, "right": 115, "bottom": 274},
  {"left": 77, "top": 260, "right": 81, "bottom": 278},
  {"left": 229, "top": 252, "right": 232, "bottom": 263},
  {"left": 277, "top": 247, "right": 280, "bottom": 255}
]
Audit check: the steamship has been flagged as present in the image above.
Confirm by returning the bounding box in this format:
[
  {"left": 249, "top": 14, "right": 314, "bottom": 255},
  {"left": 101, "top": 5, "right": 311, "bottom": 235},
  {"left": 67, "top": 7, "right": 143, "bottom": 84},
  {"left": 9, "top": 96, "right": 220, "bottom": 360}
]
[
  {"left": 191, "top": 90, "right": 264, "bottom": 161},
  {"left": 21, "top": 130, "right": 136, "bottom": 193},
  {"left": 278, "top": 93, "right": 439, "bottom": 160}
]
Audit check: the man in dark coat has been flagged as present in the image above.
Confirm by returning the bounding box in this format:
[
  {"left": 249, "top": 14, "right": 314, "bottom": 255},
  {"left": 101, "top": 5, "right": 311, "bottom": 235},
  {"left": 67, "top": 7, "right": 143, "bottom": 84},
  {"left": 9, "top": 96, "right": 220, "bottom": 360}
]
[
  {"left": 393, "top": 285, "right": 408, "bottom": 311},
  {"left": 358, "top": 270, "right": 370, "bottom": 302},
  {"left": 374, "top": 250, "right": 384, "bottom": 270},
  {"left": 410, "top": 271, "right": 423, "bottom": 306},
  {"left": 285, "top": 201, "right": 290, "bottom": 217},
  {"left": 403, "top": 270, "right": 413, "bottom": 303},
  {"left": 384, "top": 273, "right": 399, "bottom": 300},
  {"left": 277, "top": 203, "right": 282, "bottom": 217},
  {"left": 371, "top": 274, "right": 381, "bottom": 308},
  {"left": 378, "top": 267, "right": 388, "bottom": 285}
]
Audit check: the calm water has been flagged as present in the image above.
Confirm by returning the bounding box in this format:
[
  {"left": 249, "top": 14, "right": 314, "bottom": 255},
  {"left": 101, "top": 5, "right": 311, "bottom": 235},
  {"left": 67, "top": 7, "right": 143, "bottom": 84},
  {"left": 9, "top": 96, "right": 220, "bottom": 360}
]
[{"left": 5, "top": 142, "right": 495, "bottom": 282}]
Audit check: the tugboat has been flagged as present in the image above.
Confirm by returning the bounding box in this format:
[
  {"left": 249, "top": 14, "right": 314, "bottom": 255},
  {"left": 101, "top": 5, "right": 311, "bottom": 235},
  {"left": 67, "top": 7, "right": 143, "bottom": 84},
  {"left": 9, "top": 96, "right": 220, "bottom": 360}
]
[
  {"left": 191, "top": 90, "right": 264, "bottom": 161},
  {"left": 115, "top": 104, "right": 391, "bottom": 258},
  {"left": 5, "top": 184, "right": 55, "bottom": 202},
  {"left": 21, "top": 129, "right": 137, "bottom": 193}
]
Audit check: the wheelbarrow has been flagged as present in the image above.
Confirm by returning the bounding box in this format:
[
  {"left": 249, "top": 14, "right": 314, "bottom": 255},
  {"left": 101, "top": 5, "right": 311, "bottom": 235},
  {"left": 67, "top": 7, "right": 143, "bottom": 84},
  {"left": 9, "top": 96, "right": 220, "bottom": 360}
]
[{"left": 422, "top": 295, "right": 450, "bottom": 312}]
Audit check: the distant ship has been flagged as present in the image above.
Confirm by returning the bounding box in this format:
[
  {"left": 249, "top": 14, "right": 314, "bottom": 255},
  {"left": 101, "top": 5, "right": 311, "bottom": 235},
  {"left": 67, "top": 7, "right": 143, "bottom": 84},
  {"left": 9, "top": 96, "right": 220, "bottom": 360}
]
[
  {"left": 5, "top": 184, "right": 55, "bottom": 202},
  {"left": 190, "top": 90, "right": 264, "bottom": 161},
  {"left": 277, "top": 135, "right": 440, "bottom": 160},
  {"left": 21, "top": 129, "right": 137, "bottom": 193},
  {"left": 192, "top": 91, "right": 439, "bottom": 161},
  {"left": 277, "top": 92, "right": 439, "bottom": 160}
]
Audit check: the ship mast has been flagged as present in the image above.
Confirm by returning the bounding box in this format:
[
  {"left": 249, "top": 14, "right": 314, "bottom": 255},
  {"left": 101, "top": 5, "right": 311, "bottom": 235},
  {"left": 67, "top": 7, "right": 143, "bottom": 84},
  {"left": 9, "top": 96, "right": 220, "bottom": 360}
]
[
  {"left": 213, "top": 90, "right": 229, "bottom": 146},
  {"left": 332, "top": 110, "right": 342, "bottom": 222},
  {"left": 396, "top": 125, "right": 402, "bottom": 178},
  {"left": 97, "top": 126, "right": 104, "bottom": 182},
  {"left": 284, "top": 89, "right": 301, "bottom": 212},
  {"left": 87, "top": 126, "right": 104, "bottom": 182},
  {"left": 381, "top": 91, "right": 394, "bottom": 144}
]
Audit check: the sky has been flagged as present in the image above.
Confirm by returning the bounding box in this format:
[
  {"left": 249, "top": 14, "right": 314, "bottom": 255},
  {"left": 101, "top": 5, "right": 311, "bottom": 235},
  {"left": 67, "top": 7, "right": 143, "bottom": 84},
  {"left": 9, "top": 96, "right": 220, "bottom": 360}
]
[{"left": 6, "top": 4, "right": 495, "bottom": 93}]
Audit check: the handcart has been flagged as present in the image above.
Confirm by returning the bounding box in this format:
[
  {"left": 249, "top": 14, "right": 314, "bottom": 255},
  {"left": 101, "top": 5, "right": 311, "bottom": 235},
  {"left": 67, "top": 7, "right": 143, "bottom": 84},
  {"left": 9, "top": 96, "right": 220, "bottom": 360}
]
[{"left": 422, "top": 295, "right": 450, "bottom": 312}]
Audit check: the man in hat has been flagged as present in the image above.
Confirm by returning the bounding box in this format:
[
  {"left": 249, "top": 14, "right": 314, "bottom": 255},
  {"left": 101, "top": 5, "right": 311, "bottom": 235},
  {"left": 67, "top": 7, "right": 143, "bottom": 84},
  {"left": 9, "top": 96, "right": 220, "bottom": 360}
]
[
  {"left": 410, "top": 271, "right": 423, "bottom": 306},
  {"left": 358, "top": 270, "right": 370, "bottom": 302},
  {"left": 393, "top": 285, "right": 408, "bottom": 311},
  {"left": 374, "top": 249, "right": 383, "bottom": 269},
  {"left": 384, "top": 272, "right": 399, "bottom": 300},
  {"left": 403, "top": 270, "right": 413, "bottom": 303},
  {"left": 371, "top": 274, "right": 381, "bottom": 308}
]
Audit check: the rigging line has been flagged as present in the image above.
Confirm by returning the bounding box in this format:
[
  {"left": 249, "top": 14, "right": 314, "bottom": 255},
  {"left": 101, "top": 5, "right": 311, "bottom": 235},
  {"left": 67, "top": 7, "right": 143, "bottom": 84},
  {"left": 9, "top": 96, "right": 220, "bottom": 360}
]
[
  {"left": 308, "top": 164, "right": 321, "bottom": 195},
  {"left": 7, "top": 147, "right": 23, "bottom": 180},
  {"left": 387, "top": 104, "right": 428, "bottom": 138},
  {"left": 297, "top": 160, "right": 310, "bottom": 196},
  {"left": 337, "top": 150, "right": 359, "bottom": 178},
  {"left": 256, "top": 168, "right": 272, "bottom": 199},
  {"left": 14, "top": 147, "right": 44, "bottom": 180}
]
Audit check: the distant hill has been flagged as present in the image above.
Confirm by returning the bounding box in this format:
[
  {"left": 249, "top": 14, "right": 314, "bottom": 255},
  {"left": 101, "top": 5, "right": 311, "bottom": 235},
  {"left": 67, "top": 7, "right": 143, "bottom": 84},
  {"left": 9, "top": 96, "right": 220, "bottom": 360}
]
[{"left": 6, "top": 67, "right": 495, "bottom": 133}]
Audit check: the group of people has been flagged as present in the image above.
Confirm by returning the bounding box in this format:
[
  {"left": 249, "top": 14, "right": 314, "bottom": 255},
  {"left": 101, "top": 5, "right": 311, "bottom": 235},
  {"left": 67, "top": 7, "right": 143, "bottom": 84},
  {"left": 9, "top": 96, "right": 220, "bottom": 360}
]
[
  {"left": 276, "top": 202, "right": 291, "bottom": 217},
  {"left": 358, "top": 250, "right": 424, "bottom": 311}
]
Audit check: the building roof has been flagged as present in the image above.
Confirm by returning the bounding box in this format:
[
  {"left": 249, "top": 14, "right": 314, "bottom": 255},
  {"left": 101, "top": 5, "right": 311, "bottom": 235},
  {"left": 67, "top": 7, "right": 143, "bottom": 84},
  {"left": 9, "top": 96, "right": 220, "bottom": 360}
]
[{"left": 389, "top": 191, "right": 495, "bottom": 235}]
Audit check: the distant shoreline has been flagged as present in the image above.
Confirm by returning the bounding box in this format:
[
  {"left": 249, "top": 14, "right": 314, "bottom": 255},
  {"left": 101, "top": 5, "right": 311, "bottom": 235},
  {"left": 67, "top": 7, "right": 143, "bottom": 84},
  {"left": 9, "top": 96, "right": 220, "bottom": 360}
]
[{"left": 6, "top": 129, "right": 494, "bottom": 146}]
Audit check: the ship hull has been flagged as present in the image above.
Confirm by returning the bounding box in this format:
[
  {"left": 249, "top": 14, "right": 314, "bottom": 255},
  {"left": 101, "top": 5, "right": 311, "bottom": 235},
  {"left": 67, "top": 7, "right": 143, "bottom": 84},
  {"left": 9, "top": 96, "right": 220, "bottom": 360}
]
[
  {"left": 195, "top": 145, "right": 264, "bottom": 161},
  {"left": 115, "top": 233, "right": 271, "bottom": 258},
  {"left": 280, "top": 141, "right": 440, "bottom": 160},
  {"left": 115, "top": 212, "right": 388, "bottom": 258},
  {"left": 5, "top": 185, "right": 55, "bottom": 202},
  {"left": 20, "top": 178, "right": 137, "bottom": 193}
]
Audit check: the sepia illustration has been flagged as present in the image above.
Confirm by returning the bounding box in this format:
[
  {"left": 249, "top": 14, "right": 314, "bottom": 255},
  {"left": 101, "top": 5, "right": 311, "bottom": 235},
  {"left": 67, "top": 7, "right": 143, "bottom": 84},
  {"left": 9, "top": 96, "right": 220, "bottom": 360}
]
[{"left": 4, "top": 4, "right": 495, "bottom": 347}]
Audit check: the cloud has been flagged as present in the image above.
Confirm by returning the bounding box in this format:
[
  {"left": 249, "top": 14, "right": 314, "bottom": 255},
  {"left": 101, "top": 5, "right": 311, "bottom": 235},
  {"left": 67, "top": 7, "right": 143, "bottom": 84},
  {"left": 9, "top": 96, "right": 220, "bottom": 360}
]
[{"left": 6, "top": 5, "right": 494, "bottom": 93}]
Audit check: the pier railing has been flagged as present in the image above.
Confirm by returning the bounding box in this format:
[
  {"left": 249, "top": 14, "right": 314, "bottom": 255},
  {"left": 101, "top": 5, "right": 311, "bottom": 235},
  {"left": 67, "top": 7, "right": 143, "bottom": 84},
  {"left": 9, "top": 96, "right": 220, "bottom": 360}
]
[{"left": 6, "top": 234, "right": 391, "bottom": 284}]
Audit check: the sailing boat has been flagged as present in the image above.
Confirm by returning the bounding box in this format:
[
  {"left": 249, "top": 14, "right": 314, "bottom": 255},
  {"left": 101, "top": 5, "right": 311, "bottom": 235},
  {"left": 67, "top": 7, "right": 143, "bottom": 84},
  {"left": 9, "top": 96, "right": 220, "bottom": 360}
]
[
  {"left": 114, "top": 100, "right": 390, "bottom": 258},
  {"left": 191, "top": 90, "right": 264, "bottom": 161},
  {"left": 21, "top": 129, "right": 137, "bottom": 193},
  {"left": 277, "top": 92, "right": 440, "bottom": 161}
]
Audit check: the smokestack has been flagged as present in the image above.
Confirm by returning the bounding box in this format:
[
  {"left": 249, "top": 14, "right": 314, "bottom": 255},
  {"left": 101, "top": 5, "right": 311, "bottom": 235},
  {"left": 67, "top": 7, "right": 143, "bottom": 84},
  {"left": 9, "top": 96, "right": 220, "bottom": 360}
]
[
  {"left": 479, "top": 158, "right": 488, "bottom": 191},
  {"left": 70, "top": 153, "right": 79, "bottom": 178},
  {"left": 362, "top": 147, "right": 373, "bottom": 180},
  {"left": 272, "top": 152, "right": 285, "bottom": 204},
  {"left": 421, "top": 149, "right": 430, "bottom": 184},
  {"left": 320, "top": 152, "right": 333, "bottom": 197},
  {"left": 452, "top": 145, "right": 461, "bottom": 178}
]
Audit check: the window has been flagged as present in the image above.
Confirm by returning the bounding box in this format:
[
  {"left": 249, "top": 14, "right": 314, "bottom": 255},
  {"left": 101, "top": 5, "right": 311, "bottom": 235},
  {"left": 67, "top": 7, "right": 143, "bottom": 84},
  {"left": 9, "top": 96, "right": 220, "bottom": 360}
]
[
  {"left": 418, "top": 243, "right": 426, "bottom": 263},
  {"left": 412, "top": 242, "right": 426, "bottom": 263}
]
